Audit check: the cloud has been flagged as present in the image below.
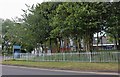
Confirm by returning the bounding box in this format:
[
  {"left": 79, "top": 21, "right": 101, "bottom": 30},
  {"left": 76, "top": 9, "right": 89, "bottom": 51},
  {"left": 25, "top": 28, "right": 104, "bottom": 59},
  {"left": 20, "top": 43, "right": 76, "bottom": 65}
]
[{"left": 0, "top": 0, "right": 43, "bottom": 19}]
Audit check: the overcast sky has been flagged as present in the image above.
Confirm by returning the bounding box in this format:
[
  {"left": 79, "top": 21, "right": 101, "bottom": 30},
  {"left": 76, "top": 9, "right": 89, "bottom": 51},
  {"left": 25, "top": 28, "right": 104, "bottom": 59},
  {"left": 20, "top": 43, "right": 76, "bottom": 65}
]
[
  {"left": 0, "top": 0, "right": 43, "bottom": 20},
  {"left": 0, "top": 0, "right": 116, "bottom": 20}
]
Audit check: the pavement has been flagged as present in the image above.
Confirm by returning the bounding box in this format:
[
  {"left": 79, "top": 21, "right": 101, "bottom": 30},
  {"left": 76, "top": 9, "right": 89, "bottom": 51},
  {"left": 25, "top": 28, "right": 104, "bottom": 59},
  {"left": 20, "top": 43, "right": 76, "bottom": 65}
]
[
  {"left": 2, "top": 65, "right": 119, "bottom": 76},
  {"left": 0, "top": 56, "right": 2, "bottom": 77},
  {"left": 0, "top": 55, "right": 2, "bottom": 61},
  {"left": 1, "top": 56, "right": 119, "bottom": 77}
]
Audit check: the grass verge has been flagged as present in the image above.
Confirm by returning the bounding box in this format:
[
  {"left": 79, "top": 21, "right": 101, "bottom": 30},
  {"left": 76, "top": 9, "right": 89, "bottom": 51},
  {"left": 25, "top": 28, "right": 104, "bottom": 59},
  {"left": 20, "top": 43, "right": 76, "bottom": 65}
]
[{"left": 2, "top": 60, "right": 118, "bottom": 72}]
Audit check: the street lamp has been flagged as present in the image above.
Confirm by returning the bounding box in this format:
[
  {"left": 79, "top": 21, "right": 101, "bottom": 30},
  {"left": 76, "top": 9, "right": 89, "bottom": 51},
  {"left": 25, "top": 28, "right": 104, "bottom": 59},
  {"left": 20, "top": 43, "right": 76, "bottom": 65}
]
[
  {"left": 74, "top": 25, "right": 78, "bottom": 52},
  {"left": 75, "top": 33, "right": 78, "bottom": 52},
  {"left": 8, "top": 42, "right": 11, "bottom": 53},
  {"left": 60, "top": 30, "right": 63, "bottom": 52},
  {"left": 4, "top": 41, "right": 11, "bottom": 55}
]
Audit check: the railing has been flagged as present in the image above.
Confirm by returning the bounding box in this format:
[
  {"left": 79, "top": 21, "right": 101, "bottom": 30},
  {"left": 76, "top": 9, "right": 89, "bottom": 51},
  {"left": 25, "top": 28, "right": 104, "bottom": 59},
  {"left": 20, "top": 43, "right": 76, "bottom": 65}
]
[{"left": 3, "top": 52, "right": 120, "bottom": 62}]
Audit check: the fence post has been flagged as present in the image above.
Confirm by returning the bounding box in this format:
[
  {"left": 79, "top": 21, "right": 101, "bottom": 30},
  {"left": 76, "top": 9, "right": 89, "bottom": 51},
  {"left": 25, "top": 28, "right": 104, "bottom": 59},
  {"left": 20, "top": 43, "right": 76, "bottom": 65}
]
[
  {"left": 3, "top": 54, "right": 6, "bottom": 61},
  {"left": 63, "top": 53, "right": 65, "bottom": 61},
  {"left": 42, "top": 53, "right": 44, "bottom": 61},
  {"left": 27, "top": 53, "right": 29, "bottom": 61},
  {"left": 25, "top": 53, "right": 26, "bottom": 61},
  {"left": 89, "top": 52, "right": 92, "bottom": 62}
]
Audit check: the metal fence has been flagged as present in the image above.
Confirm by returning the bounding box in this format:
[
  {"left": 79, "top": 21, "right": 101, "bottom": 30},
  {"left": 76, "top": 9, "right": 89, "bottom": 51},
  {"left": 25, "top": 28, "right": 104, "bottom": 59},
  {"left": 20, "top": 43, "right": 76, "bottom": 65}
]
[{"left": 3, "top": 52, "right": 120, "bottom": 62}]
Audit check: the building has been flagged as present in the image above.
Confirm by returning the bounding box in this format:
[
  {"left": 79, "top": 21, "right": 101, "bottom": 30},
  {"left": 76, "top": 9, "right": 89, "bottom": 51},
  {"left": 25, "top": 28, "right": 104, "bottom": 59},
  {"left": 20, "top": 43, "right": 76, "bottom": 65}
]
[{"left": 93, "top": 36, "right": 116, "bottom": 50}]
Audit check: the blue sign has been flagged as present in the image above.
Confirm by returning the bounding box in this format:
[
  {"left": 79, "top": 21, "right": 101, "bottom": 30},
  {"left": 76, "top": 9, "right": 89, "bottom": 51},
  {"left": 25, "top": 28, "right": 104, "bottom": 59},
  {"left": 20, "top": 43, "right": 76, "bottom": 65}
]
[
  {"left": 13, "top": 45, "right": 21, "bottom": 58},
  {"left": 14, "top": 51, "right": 20, "bottom": 58},
  {"left": 13, "top": 45, "right": 21, "bottom": 49}
]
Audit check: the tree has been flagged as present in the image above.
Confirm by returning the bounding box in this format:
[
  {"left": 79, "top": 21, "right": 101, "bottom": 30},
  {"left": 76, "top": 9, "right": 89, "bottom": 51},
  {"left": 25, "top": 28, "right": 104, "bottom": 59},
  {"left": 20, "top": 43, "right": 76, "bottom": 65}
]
[
  {"left": 2, "top": 18, "right": 37, "bottom": 53},
  {"left": 50, "top": 2, "right": 104, "bottom": 52},
  {"left": 23, "top": 2, "right": 62, "bottom": 53},
  {"left": 0, "top": 18, "right": 4, "bottom": 44},
  {"left": 22, "top": 2, "right": 120, "bottom": 53},
  {"left": 102, "top": 2, "right": 120, "bottom": 50}
]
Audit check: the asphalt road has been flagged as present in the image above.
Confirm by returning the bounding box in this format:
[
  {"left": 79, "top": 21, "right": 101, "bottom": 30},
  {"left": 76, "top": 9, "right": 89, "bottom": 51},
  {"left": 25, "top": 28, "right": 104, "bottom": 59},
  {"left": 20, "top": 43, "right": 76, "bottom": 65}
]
[
  {"left": 1, "top": 65, "right": 119, "bottom": 76},
  {"left": 2, "top": 65, "right": 97, "bottom": 75},
  {"left": 0, "top": 54, "right": 1, "bottom": 60},
  {"left": 0, "top": 56, "right": 2, "bottom": 76}
]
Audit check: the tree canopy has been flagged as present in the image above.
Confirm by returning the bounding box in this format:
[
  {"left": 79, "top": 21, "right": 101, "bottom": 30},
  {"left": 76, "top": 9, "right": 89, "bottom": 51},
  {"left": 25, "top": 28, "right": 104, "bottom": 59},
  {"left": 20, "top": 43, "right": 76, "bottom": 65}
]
[{"left": 2, "top": 2, "right": 120, "bottom": 53}]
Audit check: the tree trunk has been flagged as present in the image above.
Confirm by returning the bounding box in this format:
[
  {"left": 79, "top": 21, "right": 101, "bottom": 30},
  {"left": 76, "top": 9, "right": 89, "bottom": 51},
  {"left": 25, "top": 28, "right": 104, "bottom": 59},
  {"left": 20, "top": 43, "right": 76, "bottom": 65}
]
[
  {"left": 101, "top": 36, "right": 103, "bottom": 50},
  {"left": 90, "top": 34, "right": 93, "bottom": 52},
  {"left": 75, "top": 35, "right": 78, "bottom": 52},
  {"left": 53, "top": 38, "right": 57, "bottom": 53},
  {"left": 64, "top": 37, "right": 69, "bottom": 52},
  {"left": 85, "top": 32, "right": 93, "bottom": 52},
  {"left": 78, "top": 38, "right": 81, "bottom": 52},
  {"left": 58, "top": 37, "right": 61, "bottom": 53},
  {"left": 41, "top": 42, "right": 44, "bottom": 53},
  {"left": 55, "top": 38, "right": 60, "bottom": 53},
  {"left": 66, "top": 37, "right": 69, "bottom": 52},
  {"left": 49, "top": 38, "right": 52, "bottom": 53},
  {"left": 44, "top": 42, "right": 47, "bottom": 53},
  {"left": 96, "top": 32, "right": 99, "bottom": 51},
  {"left": 84, "top": 34, "right": 89, "bottom": 52},
  {"left": 83, "top": 37, "right": 86, "bottom": 51},
  {"left": 118, "top": 33, "right": 120, "bottom": 50},
  {"left": 113, "top": 35, "right": 117, "bottom": 50}
]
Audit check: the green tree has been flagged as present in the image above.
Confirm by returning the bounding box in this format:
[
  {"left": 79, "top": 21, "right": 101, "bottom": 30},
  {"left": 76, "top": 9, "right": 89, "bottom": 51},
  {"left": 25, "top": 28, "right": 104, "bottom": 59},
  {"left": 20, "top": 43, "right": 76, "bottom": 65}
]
[
  {"left": 50, "top": 2, "right": 104, "bottom": 52},
  {"left": 2, "top": 18, "right": 36, "bottom": 53},
  {"left": 102, "top": 2, "right": 120, "bottom": 50},
  {"left": 23, "top": 2, "right": 62, "bottom": 53}
]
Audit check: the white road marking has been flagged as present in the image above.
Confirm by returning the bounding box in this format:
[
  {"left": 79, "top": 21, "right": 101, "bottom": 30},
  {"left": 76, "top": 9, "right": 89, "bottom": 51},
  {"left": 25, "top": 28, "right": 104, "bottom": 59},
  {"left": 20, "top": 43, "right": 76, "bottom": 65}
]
[{"left": 2, "top": 65, "right": 119, "bottom": 75}]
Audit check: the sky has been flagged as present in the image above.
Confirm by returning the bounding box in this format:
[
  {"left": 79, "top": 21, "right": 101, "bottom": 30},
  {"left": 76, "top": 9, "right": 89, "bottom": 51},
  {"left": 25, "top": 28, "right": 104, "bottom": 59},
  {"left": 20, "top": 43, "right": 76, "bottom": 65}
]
[
  {"left": 0, "top": 0, "right": 116, "bottom": 20},
  {"left": 0, "top": 0, "right": 43, "bottom": 20}
]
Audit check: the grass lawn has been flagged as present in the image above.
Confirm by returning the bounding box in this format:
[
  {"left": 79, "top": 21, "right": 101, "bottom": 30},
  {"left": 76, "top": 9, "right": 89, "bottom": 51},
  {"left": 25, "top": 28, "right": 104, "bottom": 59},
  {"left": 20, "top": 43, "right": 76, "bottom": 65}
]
[{"left": 2, "top": 60, "right": 119, "bottom": 72}]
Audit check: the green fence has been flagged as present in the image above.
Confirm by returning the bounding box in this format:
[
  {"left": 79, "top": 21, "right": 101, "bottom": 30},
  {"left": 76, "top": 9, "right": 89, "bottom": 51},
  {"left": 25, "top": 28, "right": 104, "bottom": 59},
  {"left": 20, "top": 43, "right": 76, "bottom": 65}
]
[{"left": 3, "top": 52, "right": 120, "bottom": 62}]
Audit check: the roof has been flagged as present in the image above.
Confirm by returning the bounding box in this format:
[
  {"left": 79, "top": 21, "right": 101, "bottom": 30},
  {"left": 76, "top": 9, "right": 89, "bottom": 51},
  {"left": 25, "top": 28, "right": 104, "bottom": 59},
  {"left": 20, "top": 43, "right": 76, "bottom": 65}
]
[
  {"left": 93, "top": 44, "right": 115, "bottom": 46},
  {"left": 13, "top": 45, "right": 21, "bottom": 49}
]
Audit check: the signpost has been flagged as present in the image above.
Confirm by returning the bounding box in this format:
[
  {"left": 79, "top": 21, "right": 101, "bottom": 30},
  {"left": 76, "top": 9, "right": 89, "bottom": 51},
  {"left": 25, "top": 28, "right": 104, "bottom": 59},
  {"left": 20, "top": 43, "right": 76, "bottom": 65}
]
[{"left": 13, "top": 45, "right": 21, "bottom": 59}]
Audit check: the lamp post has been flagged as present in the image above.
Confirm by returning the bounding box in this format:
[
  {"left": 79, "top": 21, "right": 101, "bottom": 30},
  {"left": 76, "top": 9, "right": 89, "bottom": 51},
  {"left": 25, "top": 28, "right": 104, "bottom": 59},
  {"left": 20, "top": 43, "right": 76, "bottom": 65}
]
[
  {"left": 74, "top": 25, "right": 78, "bottom": 52},
  {"left": 75, "top": 33, "right": 78, "bottom": 52},
  {"left": 60, "top": 30, "right": 64, "bottom": 52},
  {"left": 45, "top": 38, "right": 48, "bottom": 53},
  {"left": 8, "top": 42, "right": 11, "bottom": 54},
  {"left": 4, "top": 40, "right": 11, "bottom": 56},
  {"left": 5, "top": 41, "right": 8, "bottom": 54},
  {"left": 49, "top": 37, "right": 52, "bottom": 53}
]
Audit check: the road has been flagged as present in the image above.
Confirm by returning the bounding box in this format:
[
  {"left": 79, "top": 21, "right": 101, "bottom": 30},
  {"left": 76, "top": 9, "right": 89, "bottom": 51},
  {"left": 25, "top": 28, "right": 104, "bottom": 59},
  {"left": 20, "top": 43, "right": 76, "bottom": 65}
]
[
  {"left": 2, "top": 65, "right": 97, "bottom": 75},
  {"left": 0, "top": 56, "right": 1, "bottom": 60},
  {"left": 0, "top": 56, "right": 2, "bottom": 76},
  {"left": 2, "top": 65, "right": 119, "bottom": 76}
]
